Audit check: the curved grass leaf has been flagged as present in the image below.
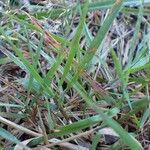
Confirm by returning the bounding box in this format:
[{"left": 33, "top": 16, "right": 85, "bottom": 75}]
[{"left": 129, "top": 55, "right": 149, "bottom": 73}]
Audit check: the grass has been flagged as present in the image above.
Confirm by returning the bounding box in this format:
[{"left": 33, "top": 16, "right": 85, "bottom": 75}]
[{"left": 0, "top": 0, "right": 150, "bottom": 149}]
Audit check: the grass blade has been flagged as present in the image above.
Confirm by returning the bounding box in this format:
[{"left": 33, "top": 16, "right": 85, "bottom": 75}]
[
  {"left": 59, "top": 1, "right": 89, "bottom": 85},
  {"left": 71, "top": 0, "right": 123, "bottom": 84},
  {"left": 0, "top": 127, "right": 21, "bottom": 145}
]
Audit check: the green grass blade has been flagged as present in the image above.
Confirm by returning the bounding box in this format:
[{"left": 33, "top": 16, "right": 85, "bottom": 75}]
[
  {"left": 59, "top": 1, "right": 89, "bottom": 85},
  {"left": 56, "top": 108, "right": 119, "bottom": 136},
  {"left": 91, "top": 132, "right": 101, "bottom": 150},
  {"left": 0, "top": 127, "right": 23, "bottom": 147},
  {"left": 84, "top": 0, "right": 123, "bottom": 65},
  {"left": 140, "top": 108, "right": 150, "bottom": 128},
  {"left": 0, "top": 49, "right": 27, "bottom": 71},
  {"left": 0, "top": 27, "right": 55, "bottom": 98},
  {"left": 88, "top": 0, "right": 150, "bottom": 11},
  {"left": 16, "top": 8, "right": 67, "bottom": 20},
  {"left": 45, "top": 98, "right": 55, "bottom": 130},
  {"left": 27, "top": 108, "right": 119, "bottom": 146},
  {"left": 111, "top": 48, "right": 132, "bottom": 108},
  {"left": 122, "top": 7, "right": 150, "bottom": 16},
  {"left": 71, "top": 0, "right": 123, "bottom": 84},
  {"left": 0, "top": 103, "right": 24, "bottom": 108},
  {"left": 72, "top": 82, "right": 143, "bottom": 150},
  {"left": 0, "top": 112, "right": 26, "bottom": 119},
  {"left": 84, "top": 22, "right": 93, "bottom": 46},
  {"left": 45, "top": 52, "right": 64, "bottom": 83},
  {"left": 36, "top": 45, "right": 143, "bottom": 149},
  {"left": 0, "top": 57, "right": 10, "bottom": 65},
  {"left": 104, "top": 117, "right": 143, "bottom": 150},
  {"left": 127, "top": 0, "right": 144, "bottom": 67}
]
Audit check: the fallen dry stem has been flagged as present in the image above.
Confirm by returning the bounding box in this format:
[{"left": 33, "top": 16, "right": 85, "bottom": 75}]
[{"left": 0, "top": 116, "right": 42, "bottom": 137}]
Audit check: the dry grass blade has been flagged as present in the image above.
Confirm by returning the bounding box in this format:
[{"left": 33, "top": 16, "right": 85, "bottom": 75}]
[{"left": 0, "top": 116, "right": 42, "bottom": 137}]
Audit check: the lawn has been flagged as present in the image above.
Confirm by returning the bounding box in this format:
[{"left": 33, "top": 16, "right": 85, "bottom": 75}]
[{"left": 0, "top": 0, "right": 150, "bottom": 149}]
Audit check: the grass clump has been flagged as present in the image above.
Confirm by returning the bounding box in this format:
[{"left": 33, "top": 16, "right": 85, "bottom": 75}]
[{"left": 0, "top": 0, "right": 150, "bottom": 149}]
